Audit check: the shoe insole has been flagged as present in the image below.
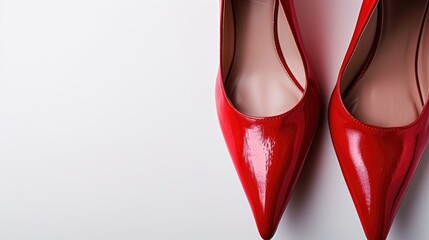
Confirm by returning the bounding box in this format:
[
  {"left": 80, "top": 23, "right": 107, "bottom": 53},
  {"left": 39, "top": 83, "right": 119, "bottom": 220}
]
[
  {"left": 343, "top": 0, "right": 429, "bottom": 127},
  {"left": 225, "top": 0, "right": 305, "bottom": 117}
]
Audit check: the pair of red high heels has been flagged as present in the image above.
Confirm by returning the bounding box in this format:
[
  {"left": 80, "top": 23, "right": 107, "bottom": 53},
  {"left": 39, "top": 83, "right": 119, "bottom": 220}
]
[{"left": 215, "top": 0, "right": 429, "bottom": 239}]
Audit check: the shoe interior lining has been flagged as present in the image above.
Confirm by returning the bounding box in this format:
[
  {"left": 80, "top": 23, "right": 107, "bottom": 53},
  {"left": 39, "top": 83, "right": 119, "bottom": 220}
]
[
  {"left": 341, "top": 0, "right": 429, "bottom": 127},
  {"left": 222, "top": 0, "right": 306, "bottom": 117}
]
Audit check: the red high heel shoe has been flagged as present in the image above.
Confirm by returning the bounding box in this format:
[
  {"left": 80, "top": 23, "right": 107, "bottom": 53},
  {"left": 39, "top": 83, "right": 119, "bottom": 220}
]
[
  {"left": 329, "top": 0, "right": 429, "bottom": 239},
  {"left": 215, "top": 0, "right": 320, "bottom": 239}
]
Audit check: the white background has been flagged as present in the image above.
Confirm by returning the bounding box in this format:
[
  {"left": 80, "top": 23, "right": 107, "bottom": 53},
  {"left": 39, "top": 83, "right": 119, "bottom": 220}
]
[{"left": 0, "top": 0, "right": 428, "bottom": 239}]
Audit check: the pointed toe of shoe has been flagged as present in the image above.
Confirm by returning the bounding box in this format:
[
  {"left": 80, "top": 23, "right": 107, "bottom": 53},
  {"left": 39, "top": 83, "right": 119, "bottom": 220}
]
[
  {"left": 258, "top": 227, "right": 276, "bottom": 240},
  {"left": 219, "top": 115, "right": 316, "bottom": 239},
  {"left": 330, "top": 133, "right": 404, "bottom": 240},
  {"left": 255, "top": 217, "right": 277, "bottom": 240},
  {"left": 329, "top": 90, "right": 429, "bottom": 239},
  {"left": 215, "top": 72, "right": 320, "bottom": 238},
  {"left": 242, "top": 146, "right": 305, "bottom": 240},
  {"left": 363, "top": 220, "right": 389, "bottom": 240}
]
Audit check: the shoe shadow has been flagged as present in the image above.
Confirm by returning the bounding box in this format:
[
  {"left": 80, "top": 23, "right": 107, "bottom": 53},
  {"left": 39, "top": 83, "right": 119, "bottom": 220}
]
[
  {"left": 280, "top": 0, "right": 334, "bottom": 222},
  {"left": 279, "top": 0, "right": 362, "bottom": 232}
]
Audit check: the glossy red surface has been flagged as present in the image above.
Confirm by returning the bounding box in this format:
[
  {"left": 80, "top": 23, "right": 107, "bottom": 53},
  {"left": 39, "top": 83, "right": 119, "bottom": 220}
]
[
  {"left": 329, "top": 0, "right": 429, "bottom": 239},
  {"left": 215, "top": 0, "right": 321, "bottom": 239}
]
